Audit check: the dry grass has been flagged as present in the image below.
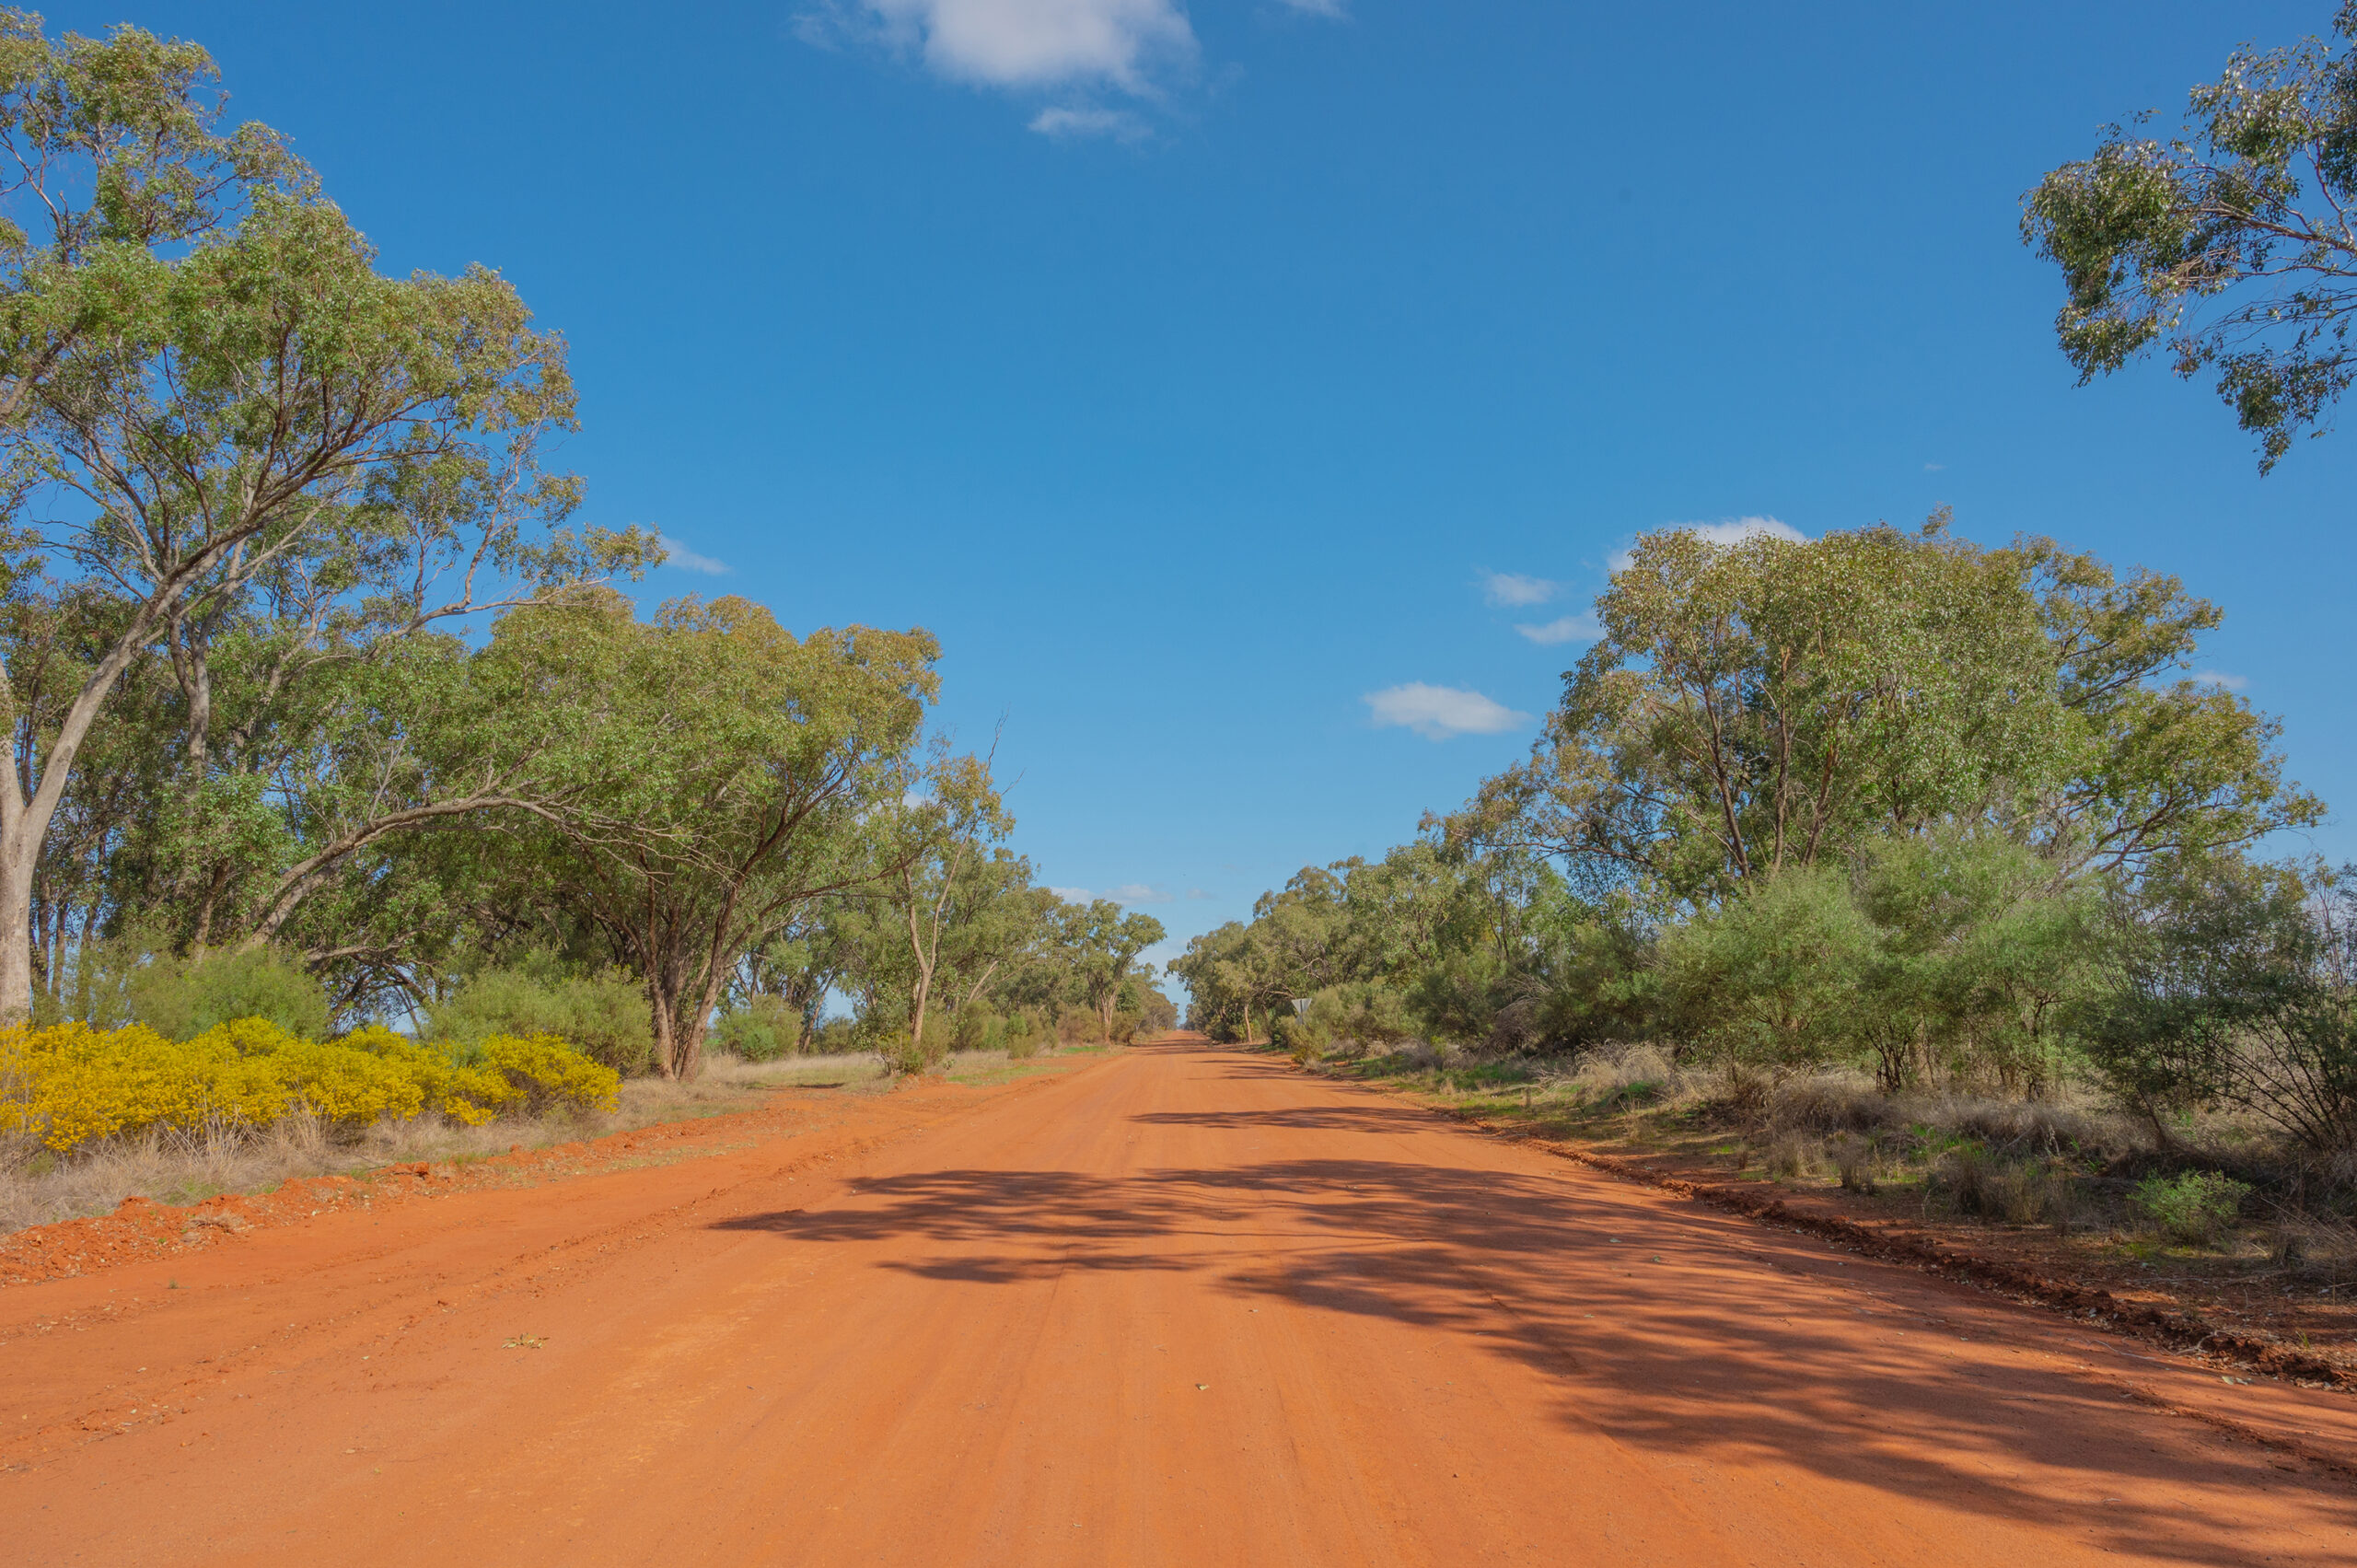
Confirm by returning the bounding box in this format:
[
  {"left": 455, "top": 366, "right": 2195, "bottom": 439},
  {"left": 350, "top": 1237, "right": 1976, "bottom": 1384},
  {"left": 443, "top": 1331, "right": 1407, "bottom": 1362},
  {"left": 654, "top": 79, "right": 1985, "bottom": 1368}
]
[
  {"left": 0, "top": 1044, "right": 1086, "bottom": 1238},
  {"left": 0, "top": 1109, "right": 563, "bottom": 1237}
]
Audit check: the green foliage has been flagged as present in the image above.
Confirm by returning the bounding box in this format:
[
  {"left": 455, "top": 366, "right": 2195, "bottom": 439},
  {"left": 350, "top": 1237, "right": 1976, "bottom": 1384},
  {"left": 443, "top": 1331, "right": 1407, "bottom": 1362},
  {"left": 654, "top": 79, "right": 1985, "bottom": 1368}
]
[
  {"left": 1659, "top": 865, "right": 1872, "bottom": 1074},
  {"left": 714, "top": 994, "right": 802, "bottom": 1062},
  {"left": 426, "top": 961, "right": 654, "bottom": 1076},
  {"left": 1004, "top": 1008, "right": 1044, "bottom": 1061},
  {"left": 468, "top": 594, "right": 940, "bottom": 1078},
  {"left": 1451, "top": 520, "right": 2314, "bottom": 904},
  {"left": 876, "top": 1022, "right": 946, "bottom": 1077},
  {"left": 2131, "top": 1169, "right": 2253, "bottom": 1244},
  {"left": 1295, "top": 981, "right": 1417, "bottom": 1058},
  {"left": 2078, "top": 857, "right": 2357, "bottom": 1151},
  {"left": 2023, "top": 6, "right": 2357, "bottom": 469},
  {"left": 948, "top": 999, "right": 997, "bottom": 1053},
  {"left": 129, "top": 947, "right": 331, "bottom": 1043}
]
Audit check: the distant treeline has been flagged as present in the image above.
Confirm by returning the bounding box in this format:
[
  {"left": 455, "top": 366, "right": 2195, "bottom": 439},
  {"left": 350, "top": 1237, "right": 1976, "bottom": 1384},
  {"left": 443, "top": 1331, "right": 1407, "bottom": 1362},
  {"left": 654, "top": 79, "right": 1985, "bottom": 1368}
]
[{"left": 1175, "top": 518, "right": 2357, "bottom": 1161}]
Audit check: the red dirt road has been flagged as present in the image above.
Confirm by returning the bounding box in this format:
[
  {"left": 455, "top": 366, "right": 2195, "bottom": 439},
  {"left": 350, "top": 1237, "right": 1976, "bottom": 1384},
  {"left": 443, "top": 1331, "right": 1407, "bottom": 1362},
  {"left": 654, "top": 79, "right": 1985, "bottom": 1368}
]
[{"left": 6, "top": 1040, "right": 2355, "bottom": 1566}]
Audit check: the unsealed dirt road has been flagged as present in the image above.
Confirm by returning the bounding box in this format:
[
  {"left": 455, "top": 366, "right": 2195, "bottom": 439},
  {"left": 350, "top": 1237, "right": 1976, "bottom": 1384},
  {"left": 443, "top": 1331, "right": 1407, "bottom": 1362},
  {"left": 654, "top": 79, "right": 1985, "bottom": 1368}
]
[{"left": 6, "top": 1040, "right": 2356, "bottom": 1565}]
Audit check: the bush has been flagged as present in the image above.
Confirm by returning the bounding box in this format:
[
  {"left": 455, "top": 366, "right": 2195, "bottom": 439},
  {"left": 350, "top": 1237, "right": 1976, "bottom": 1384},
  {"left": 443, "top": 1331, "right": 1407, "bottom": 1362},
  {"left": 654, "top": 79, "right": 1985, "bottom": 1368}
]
[
  {"left": 129, "top": 947, "right": 332, "bottom": 1042},
  {"left": 1296, "top": 982, "right": 1415, "bottom": 1059},
  {"left": 714, "top": 994, "right": 801, "bottom": 1061},
  {"left": 2078, "top": 857, "right": 2357, "bottom": 1153},
  {"left": 0, "top": 1017, "right": 614, "bottom": 1153},
  {"left": 1005, "top": 1008, "right": 1043, "bottom": 1061},
  {"left": 1829, "top": 1132, "right": 1877, "bottom": 1193},
  {"left": 2131, "top": 1169, "right": 2252, "bottom": 1244},
  {"left": 808, "top": 1017, "right": 861, "bottom": 1054},
  {"left": 482, "top": 1033, "right": 622, "bottom": 1115},
  {"left": 1929, "top": 1146, "right": 2069, "bottom": 1225},
  {"left": 949, "top": 1000, "right": 997, "bottom": 1053},
  {"left": 1657, "top": 865, "right": 1874, "bottom": 1075},
  {"left": 876, "top": 1032, "right": 942, "bottom": 1077},
  {"left": 428, "top": 961, "right": 655, "bottom": 1074}
]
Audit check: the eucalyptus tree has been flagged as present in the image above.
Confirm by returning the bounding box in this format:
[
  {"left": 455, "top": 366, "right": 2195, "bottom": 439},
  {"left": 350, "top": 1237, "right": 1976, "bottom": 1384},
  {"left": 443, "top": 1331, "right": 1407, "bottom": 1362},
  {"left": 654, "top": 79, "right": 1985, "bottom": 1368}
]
[
  {"left": 480, "top": 594, "right": 938, "bottom": 1079},
  {"left": 2024, "top": 5, "right": 2357, "bottom": 470},
  {"left": 1060, "top": 900, "right": 1166, "bottom": 1044},
  {"left": 0, "top": 17, "right": 611, "bottom": 1016},
  {"left": 1453, "top": 518, "right": 2316, "bottom": 908},
  {"left": 866, "top": 746, "right": 1015, "bottom": 1064},
  {"left": 930, "top": 849, "right": 1051, "bottom": 1022}
]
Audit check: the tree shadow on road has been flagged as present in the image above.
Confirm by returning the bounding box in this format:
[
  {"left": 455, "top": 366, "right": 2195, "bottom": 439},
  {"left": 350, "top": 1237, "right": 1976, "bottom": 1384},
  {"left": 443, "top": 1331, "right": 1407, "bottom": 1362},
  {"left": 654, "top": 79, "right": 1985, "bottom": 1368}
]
[{"left": 712, "top": 1145, "right": 2354, "bottom": 1565}]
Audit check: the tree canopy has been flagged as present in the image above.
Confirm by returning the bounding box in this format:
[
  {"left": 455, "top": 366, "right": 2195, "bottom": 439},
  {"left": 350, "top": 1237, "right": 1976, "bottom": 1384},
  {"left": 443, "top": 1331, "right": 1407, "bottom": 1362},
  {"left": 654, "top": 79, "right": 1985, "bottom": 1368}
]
[{"left": 2024, "top": 4, "right": 2357, "bottom": 469}]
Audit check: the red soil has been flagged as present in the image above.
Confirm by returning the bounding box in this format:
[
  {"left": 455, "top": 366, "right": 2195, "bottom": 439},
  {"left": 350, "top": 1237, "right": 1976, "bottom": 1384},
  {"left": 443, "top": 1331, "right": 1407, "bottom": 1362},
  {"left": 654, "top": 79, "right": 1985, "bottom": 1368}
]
[{"left": 5, "top": 1039, "right": 2353, "bottom": 1565}]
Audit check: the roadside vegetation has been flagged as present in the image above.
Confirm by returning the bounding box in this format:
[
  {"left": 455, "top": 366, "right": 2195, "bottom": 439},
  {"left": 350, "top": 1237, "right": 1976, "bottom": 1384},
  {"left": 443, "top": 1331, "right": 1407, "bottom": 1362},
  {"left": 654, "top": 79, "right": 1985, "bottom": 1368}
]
[
  {"left": 0, "top": 17, "right": 1174, "bottom": 1227},
  {"left": 1174, "top": 519, "right": 2357, "bottom": 1296}
]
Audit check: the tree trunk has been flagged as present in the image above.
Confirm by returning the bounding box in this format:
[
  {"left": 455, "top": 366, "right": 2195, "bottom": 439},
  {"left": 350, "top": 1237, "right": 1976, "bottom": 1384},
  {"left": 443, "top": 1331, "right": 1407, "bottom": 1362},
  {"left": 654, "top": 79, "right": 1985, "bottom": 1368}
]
[{"left": 0, "top": 837, "right": 35, "bottom": 1023}]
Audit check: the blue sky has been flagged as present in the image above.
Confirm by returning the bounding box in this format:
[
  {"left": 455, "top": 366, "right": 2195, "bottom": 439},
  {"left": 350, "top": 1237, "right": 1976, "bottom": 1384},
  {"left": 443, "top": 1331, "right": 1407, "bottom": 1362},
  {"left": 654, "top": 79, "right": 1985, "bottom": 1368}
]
[{"left": 57, "top": 1, "right": 2357, "bottom": 976}]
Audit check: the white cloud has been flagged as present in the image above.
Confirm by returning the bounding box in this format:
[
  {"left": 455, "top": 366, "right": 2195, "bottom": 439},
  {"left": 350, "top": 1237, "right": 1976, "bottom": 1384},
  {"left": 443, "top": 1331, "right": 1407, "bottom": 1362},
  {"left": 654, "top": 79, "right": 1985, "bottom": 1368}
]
[
  {"left": 1923, "top": 462, "right": 1945, "bottom": 472},
  {"left": 1364, "top": 682, "right": 1530, "bottom": 741},
  {"left": 1047, "top": 885, "right": 1090, "bottom": 900},
  {"left": 1276, "top": 0, "right": 1347, "bottom": 15},
  {"left": 812, "top": 0, "right": 1196, "bottom": 92},
  {"left": 2193, "top": 669, "right": 2250, "bottom": 691},
  {"left": 1609, "top": 515, "right": 1804, "bottom": 573},
  {"left": 1515, "top": 612, "right": 1601, "bottom": 646},
  {"left": 656, "top": 533, "right": 731, "bottom": 575},
  {"left": 1184, "top": 888, "right": 1213, "bottom": 900},
  {"left": 1106, "top": 882, "right": 1173, "bottom": 903},
  {"left": 1029, "top": 105, "right": 1149, "bottom": 140},
  {"left": 1480, "top": 571, "right": 1557, "bottom": 608}
]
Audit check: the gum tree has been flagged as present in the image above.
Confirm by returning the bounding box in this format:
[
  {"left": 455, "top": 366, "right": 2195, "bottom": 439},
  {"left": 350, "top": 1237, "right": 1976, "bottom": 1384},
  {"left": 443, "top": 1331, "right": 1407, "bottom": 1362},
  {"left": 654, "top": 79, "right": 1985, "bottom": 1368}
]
[
  {"left": 0, "top": 17, "right": 597, "bottom": 1016},
  {"left": 481, "top": 594, "right": 939, "bottom": 1080},
  {"left": 2024, "top": 6, "right": 2357, "bottom": 470}
]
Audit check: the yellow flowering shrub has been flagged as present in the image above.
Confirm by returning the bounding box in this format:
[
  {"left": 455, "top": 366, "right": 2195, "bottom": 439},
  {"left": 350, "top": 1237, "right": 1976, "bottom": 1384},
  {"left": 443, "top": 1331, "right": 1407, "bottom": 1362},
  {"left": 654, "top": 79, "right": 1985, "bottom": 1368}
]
[
  {"left": 483, "top": 1032, "right": 621, "bottom": 1114},
  {"left": 5, "top": 1021, "right": 295, "bottom": 1151},
  {"left": 0, "top": 1016, "right": 617, "bottom": 1153},
  {"left": 337, "top": 1026, "right": 521, "bottom": 1125}
]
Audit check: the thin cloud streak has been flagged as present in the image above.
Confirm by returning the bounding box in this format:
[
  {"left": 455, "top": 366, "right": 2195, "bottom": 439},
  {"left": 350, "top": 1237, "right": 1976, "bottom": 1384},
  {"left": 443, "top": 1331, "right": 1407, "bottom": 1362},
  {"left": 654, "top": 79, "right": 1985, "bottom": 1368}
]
[
  {"left": 656, "top": 533, "right": 732, "bottom": 575},
  {"left": 1364, "top": 682, "right": 1529, "bottom": 740},
  {"left": 1515, "top": 612, "right": 1600, "bottom": 645},
  {"left": 1480, "top": 571, "right": 1557, "bottom": 607},
  {"left": 1029, "top": 105, "right": 1149, "bottom": 139}
]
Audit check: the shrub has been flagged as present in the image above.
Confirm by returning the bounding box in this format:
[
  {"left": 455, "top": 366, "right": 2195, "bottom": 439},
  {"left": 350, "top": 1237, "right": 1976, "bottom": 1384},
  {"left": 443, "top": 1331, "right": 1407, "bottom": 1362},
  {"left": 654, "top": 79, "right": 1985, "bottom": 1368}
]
[
  {"left": 129, "top": 947, "right": 332, "bottom": 1042},
  {"left": 428, "top": 961, "right": 655, "bottom": 1074},
  {"left": 1829, "top": 1132, "right": 1877, "bottom": 1193},
  {"left": 1296, "top": 983, "right": 1414, "bottom": 1060},
  {"left": 714, "top": 995, "right": 801, "bottom": 1061},
  {"left": 1930, "top": 1147, "right": 2068, "bottom": 1225},
  {"left": 949, "top": 1000, "right": 997, "bottom": 1053},
  {"left": 808, "top": 1017, "right": 862, "bottom": 1054},
  {"left": 876, "top": 1032, "right": 941, "bottom": 1077},
  {"left": 1004, "top": 1009, "right": 1043, "bottom": 1061},
  {"left": 0, "top": 1017, "right": 614, "bottom": 1153},
  {"left": 1657, "top": 865, "right": 1875, "bottom": 1075},
  {"left": 482, "top": 1033, "right": 621, "bottom": 1115},
  {"left": 2131, "top": 1169, "right": 2252, "bottom": 1245}
]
